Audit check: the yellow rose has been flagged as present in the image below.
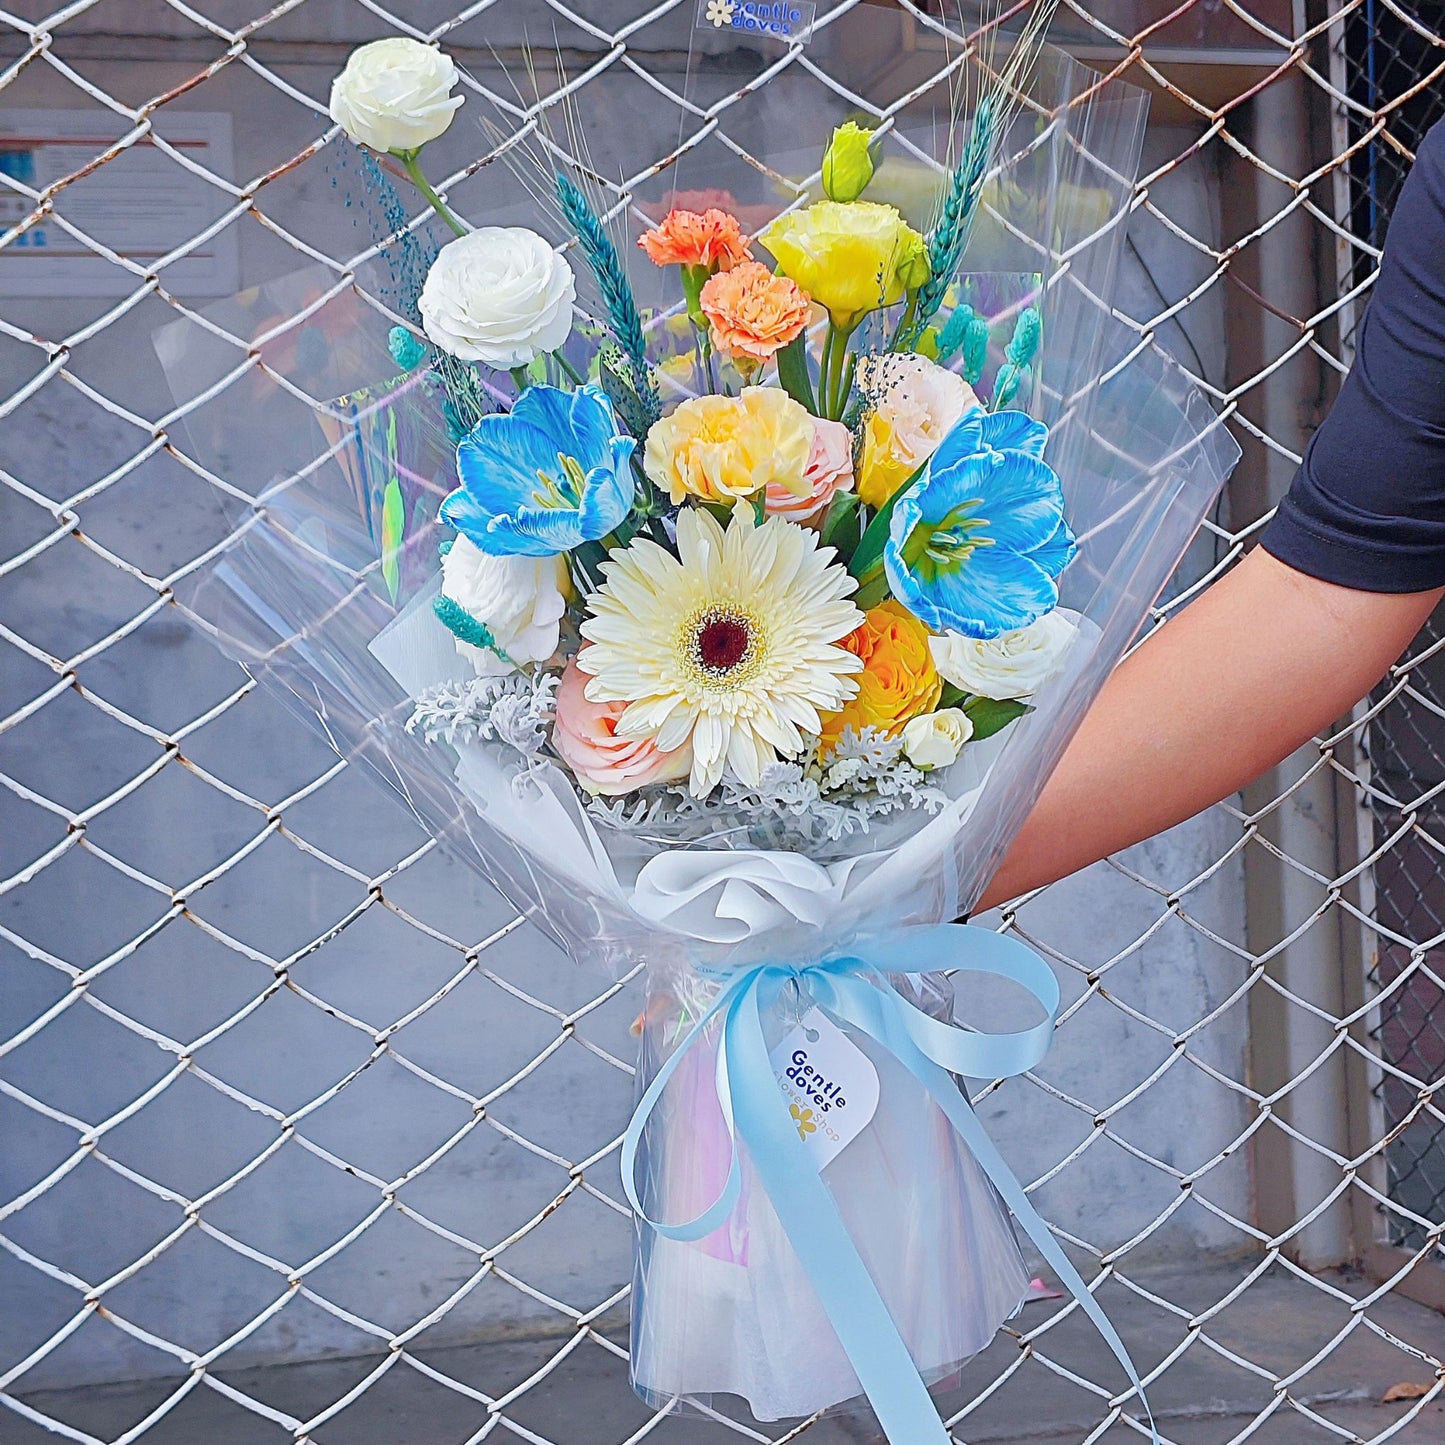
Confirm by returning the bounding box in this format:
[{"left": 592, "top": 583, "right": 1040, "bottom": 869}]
[
  {"left": 643, "top": 386, "right": 814, "bottom": 505},
  {"left": 759, "top": 201, "right": 929, "bottom": 328},
  {"left": 818, "top": 601, "right": 943, "bottom": 754}
]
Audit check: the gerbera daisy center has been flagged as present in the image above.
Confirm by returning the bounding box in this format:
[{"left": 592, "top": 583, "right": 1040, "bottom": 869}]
[{"left": 683, "top": 605, "right": 763, "bottom": 685}]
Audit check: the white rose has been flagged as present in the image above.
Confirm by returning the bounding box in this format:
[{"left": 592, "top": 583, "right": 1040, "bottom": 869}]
[
  {"left": 329, "top": 39, "right": 463, "bottom": 154},
  {"left": 419, "top": 228, "right": 576, "bottom": 368},
  {"left": 901, "top": 709, "right": 974, "bottom": 770},
  {"left": 930, "top": 609, "right": 1078, "bottom": 701},
  {"left": 440, "top": 535, "right": 568, "bottom": 676}
]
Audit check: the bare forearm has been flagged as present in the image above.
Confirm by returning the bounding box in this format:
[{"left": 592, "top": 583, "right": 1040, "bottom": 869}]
[{"left": 978, "top": 547, "right": 1442, "bottom": 912}]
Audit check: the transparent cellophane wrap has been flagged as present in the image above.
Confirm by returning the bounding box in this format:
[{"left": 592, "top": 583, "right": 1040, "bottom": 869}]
[{"left": 157, "top": 13, "right": 1240, "bottom": 1423}]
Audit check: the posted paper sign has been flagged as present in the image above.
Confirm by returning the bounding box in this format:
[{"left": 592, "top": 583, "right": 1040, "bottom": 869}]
[
  {"left": 770, "top": 1008, "right": 879, "bottom": 1170},
  {"left": 0, "top": 109, "right": 239, "bottom": 297}
]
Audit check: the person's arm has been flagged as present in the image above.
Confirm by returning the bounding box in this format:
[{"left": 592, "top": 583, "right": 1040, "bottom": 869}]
[
  {"left": 976, "top": 546, "right": 1442, "bottom": 912},
  {"left": 978, "top": 116, "right": 1445, "bottom": 913}
]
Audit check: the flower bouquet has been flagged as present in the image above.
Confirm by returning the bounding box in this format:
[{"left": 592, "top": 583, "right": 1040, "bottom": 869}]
[{"left": 158, "top": 7, "right": 1239, "bottom": 1440}]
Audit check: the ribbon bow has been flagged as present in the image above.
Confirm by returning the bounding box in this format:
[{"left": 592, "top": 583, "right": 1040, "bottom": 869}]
[{"left": 622, "top": 922, "right": 1156, "bottom": 1445}]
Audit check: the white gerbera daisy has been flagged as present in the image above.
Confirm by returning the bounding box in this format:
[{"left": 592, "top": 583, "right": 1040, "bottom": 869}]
[{"left": 578, "top": 506, "right": 864, "bottom": 796}]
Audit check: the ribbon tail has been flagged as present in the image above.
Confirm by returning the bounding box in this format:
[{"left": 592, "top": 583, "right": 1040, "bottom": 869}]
[
  {"left": 823, "top": 976, "right": 1158, "bottom": 1445},
  {"left": 620, "top": 968, "right": 755, "bottom": 1240},
  {"left": 725, "top": 979, "right": 955, "bottom": 1445}
]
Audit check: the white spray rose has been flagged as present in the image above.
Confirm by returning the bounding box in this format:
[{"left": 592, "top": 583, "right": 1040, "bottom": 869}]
[
  {"left": 931, "top": 609, "right": 1078, "bottom": 701},
  {"left": 419, "top": 228, "right": 576, "bottom": 368},
  {"left": 901, "top": 709, "right": 974, "bottom": 770},
  {"left": 329, "top": 39, "right": 463, "bottom": 154},
  {"left": 440, "top": 535, "right": 568, "bottom": 676}
]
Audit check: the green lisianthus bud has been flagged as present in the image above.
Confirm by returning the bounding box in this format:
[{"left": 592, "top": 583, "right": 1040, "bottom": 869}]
[
  {"left": 896, "top": 228, "right": 931, "bottom": 292},
  {"left": 821, "top": 121, "right": 876, "bottom": 204}
]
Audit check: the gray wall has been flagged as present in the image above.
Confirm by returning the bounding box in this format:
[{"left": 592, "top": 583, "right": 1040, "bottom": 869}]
[{"left": 0, "top": 5, "right": 1249, "bottom": 1392}]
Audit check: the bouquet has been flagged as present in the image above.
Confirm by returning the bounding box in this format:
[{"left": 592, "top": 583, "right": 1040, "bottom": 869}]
[{"left": 159, "top": 8, "right": 1239, "bottom": 1441}]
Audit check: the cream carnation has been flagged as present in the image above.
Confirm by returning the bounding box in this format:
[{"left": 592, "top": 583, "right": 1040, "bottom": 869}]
[
  {"left": 644, "top": 387, "right": 814, "bottom": 506},
  {"left": 440, "top": 535, "right": 567, "bottom": 676},
  {"left": 930, "top": 609, "right": 1078, "bottom": 700},
  {"left": 329, "top": 39, "right": 463, "bottom": 154},
  {"left": 578, "top": 507, "right": 863, "bottom": 797},
  {"left": 900, "top": 709, "right": 974, "bottom": 769},
  {"left": 420, "top": 228, "right": 576, "bottom": 368}
]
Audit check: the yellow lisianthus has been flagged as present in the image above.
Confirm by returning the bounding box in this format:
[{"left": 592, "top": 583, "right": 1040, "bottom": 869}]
[
  {"left": 759, "top": 200, "right": 929, "bottom": 328},
  {"left": 643, "top": 386, "right": 814, "bottom": 505}
]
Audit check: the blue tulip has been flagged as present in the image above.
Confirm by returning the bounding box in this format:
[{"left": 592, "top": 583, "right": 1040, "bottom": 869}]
[
  {"left": 442, "top": 384, "right": 636, "bottom": 557},
  {"left": 883, "top": 409, "right": 1075, "bottom": 639}
]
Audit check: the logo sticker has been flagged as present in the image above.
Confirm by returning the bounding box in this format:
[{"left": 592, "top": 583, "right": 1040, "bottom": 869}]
[{"left": 697, "top": 0, "right": 816, "bottom": 43}]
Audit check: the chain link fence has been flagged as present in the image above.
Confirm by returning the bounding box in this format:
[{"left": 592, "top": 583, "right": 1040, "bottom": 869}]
[{"left": 2, "top": 1, "right": 1444, "bottom": 1442}]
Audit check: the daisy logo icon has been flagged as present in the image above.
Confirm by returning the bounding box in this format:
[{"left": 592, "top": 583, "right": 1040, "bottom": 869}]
[
  {"left": 790, "top": 1103, "right": 818, "bottom": 1140},
  {"left": 706, "top": 0, "right": 736, "bottom": 26}
]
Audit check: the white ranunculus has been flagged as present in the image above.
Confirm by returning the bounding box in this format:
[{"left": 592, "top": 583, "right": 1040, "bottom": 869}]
[
  {"left": 440, "top": 536, "right": 568, "bottom": 676},
  {"left": 901, "top": 708, "right": 974, "bottom": 770},
  {"left": 419, "top": 228, "right": 576, "bottom": 368},
  {"left": 930, "top": 609, "right": 1078, "bottom": 701},
  {"left": 329, "top": 38, "right": 463, "bottom": 154}
]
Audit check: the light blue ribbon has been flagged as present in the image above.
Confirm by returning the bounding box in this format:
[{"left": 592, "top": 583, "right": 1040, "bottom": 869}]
[{"left": 621, "top": 923, "right": 1156, "bottom": 1445}]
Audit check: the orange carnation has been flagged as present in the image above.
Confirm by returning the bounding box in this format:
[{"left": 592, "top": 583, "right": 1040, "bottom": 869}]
[
  {"left": 638, "top": 207, "right": 752, "bottom": 271},
  {"left": 818, "top": 601, "right": 942, "bottom": 755},
  {"left": 699, "top": 260, "right": 812, "bottom": 364}
]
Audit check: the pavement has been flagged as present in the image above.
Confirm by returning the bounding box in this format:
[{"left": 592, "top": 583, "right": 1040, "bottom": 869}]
[{"left": 8, "top": 1260, "right": 1445, "bottom": 1444}]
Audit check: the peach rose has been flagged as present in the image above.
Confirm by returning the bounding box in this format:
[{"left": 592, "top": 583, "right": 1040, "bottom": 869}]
[
  {"left": 553, "top": 654, "right": 692, "bottom": 795},
  {"left": 638, "top": 208, "right": 752, "bottom": 271},
  {"left": 766, "top": 417, "right": 855, "bottom": 522},
  {"left": 699, "top": 260, "right": 812, "bottom": 364}
]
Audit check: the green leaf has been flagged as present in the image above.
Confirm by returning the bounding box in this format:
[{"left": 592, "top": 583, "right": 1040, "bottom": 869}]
[
  {"left": 599, "top": 348, "right": 652, "bottom": 438},
  {"left": 939, "top": 682, "right": 968, "bottom": 710},
  {"left": 380, "top": 476, "right": 404, "bottom": 602},
  {"left": 776, "top": 333, "right": 817, "bottom": 415},
  {"left": 820, "top": 491, "right": 862, "bottom": 555},
  {"left": 963, "top": 696, "right": 1031, "bottom": 741},
  {"left": 848, "top": 461, "right": 926, "bottom": 581}
]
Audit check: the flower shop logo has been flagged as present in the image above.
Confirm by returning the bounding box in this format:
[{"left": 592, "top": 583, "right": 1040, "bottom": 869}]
[{"left": 698, "top": 0, "right": 816, "bottom": 43}]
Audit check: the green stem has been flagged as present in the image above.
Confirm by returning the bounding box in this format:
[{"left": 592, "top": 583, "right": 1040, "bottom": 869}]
[
  {"left": 399, "top": 151, "right": 467, "bottom": 238},
  {"left": 552, "top": 350, "right": 586, "bottom": 387},
  {"left": 510, "top": 366, "right": 530, "bottom": 395},
  {"left": 892, "top": 291, "right": 920, "bottom": 352},
  {"left": 702, "top": 332, "right": 719, "bottom": 393},
  {"left": 819, "top": 323, "right": 837, "bottom": 416},
  {"left": 835, "top": 352, "right": 856, "bottom": 420},
  {"left": 825, "top": 322, "right": 854, "bottom": 420}
]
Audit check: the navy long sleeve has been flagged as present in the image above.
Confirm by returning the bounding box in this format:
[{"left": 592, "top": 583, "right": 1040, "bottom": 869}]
[{"left": 1261, "top": 120, "right": 1445, "bottom": 592}]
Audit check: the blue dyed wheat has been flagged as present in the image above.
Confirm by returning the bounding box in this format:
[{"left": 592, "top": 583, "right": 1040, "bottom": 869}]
[{"left": 555, "top": 173, "right": 660, "bottom": 424}]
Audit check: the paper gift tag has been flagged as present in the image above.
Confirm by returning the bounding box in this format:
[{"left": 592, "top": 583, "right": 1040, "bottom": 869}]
[{"left": 769, "top": 1008, "right": 880, "bottom": 1170}]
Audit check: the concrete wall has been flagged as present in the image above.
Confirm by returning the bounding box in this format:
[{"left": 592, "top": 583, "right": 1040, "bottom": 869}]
[{"left": 0, "top": 6, "right": 1250, "bottom": 1392}]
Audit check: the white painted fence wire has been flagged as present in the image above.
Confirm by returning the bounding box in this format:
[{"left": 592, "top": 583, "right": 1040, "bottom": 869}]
[{"left": 2, "top": 1, "right": 1444, "bottom": 1442}]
